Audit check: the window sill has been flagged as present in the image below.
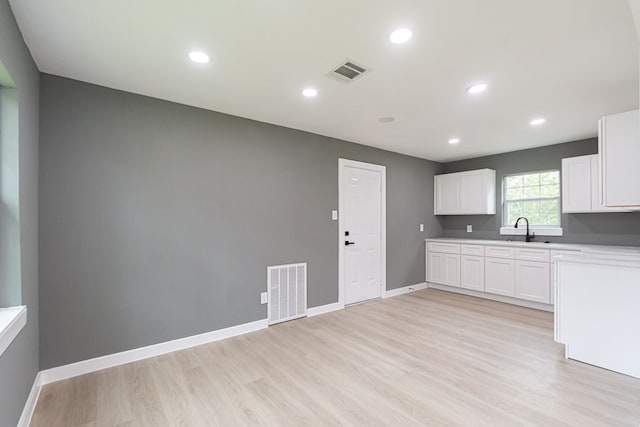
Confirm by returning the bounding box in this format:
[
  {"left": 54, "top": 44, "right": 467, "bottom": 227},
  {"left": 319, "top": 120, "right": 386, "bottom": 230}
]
[
  {"left": 500, "top": 227, "right": 563, "bottom": 237},
  {"left": 0, "top": 306, "right": 27, "bottom": 357}
]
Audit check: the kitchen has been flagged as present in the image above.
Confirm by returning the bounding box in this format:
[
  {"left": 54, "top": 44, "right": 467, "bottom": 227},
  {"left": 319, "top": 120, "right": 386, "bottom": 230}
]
[{"left": 425, "top": 109, "right": 640, "bottom": 378}]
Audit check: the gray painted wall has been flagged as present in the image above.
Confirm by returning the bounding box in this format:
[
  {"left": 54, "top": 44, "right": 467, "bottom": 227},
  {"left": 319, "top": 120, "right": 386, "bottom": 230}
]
[
  {"left": 39, "top": 74, "right": 442, "bottom": 369},
  {"left": 0, "top": 1, "right": 40, "bottom": 426},
  {"left": 441, "top": 138, "right": 640, "bottom": 245}
]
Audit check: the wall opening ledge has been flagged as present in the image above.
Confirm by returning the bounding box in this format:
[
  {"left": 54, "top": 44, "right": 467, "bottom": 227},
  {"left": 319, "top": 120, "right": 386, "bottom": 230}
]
[{"left": 0, "top": 305, "right": 27, "bottom": 357}]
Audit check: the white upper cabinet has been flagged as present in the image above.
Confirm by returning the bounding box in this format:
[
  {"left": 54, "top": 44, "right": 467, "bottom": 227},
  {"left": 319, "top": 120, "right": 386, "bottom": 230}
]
[
  {"left": 434, "top": 169, "right": 496, "bottom": 215},
  {"left": 562, "top": 154, "right": 628, "bottom": 213},
  {"left": 562, "top": 155, "right": 592, "bottom": 212},
  {"left": 599, "top": 110, "right": 640, "bottom": 208},
  {"left": 589, "top": 155, "right": 628, "bottom": 212},
  {"left": 435, "top": 173, "right": 459, "bottom": 214}
]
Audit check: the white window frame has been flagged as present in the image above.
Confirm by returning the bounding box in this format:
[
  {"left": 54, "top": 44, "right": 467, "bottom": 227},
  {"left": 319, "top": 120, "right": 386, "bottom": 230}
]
[
  {"left": 0, "top": 74, "right": 28, "bottom": 357},
  {"left": 500, "top": 169, "right": 563, "bottom": 237}
]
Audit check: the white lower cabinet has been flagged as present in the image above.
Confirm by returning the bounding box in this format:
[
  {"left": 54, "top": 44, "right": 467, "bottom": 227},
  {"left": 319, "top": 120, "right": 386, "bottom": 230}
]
[
  {"left": 428, "top": 252, "right": 460, "bottom": 287},
  {"left": 460, "top": 255, "right": 484, "bottom": 291},
  {"left": 428, "top": 252, "right": 444, "bottom": 284},
  {"left": 514, "top": 260, "right": 550, "bottom": 303},
  {"left": 484, "top": 257, "right": 515, "bottom": 296},
  {"left": 426, "top": 240, "right": 555, "bottom": 308},
  {"left": 549, "top": 249, "right": 582, "bottom": 306},
  {"left": 443, "top": 255, "right": 461, "bottom": 287}
]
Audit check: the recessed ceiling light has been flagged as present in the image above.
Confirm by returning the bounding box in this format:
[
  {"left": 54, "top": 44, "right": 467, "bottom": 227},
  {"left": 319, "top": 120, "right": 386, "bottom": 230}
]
[
  {"left": 529, "top": 118, "right": 546, "bottom": 126},
  {"left": 188, "top": 51, "right": 210, "bottom": 64},
  {"left": 302, "top": 88, "right": 318, "bottom": 98},
  {"left": 389, "top": 28, "right": 412, "bottom": 44},
  {"left": 467, "top": 83, "right": 488, "bottom": 94},
  {"left": 379, "top": 116, "right": 395, "bottom": 123},
  {"left": 448, "top": 138, "right": 460, "bottom": 144}
]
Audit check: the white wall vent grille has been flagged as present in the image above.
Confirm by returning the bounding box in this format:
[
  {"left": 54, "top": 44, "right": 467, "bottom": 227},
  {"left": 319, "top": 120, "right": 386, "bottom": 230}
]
[
  {"left": 267, "top": 262, "right": 307, "bottom": 325},
  {"left": 326, "top": 59, "right": 370, "bottom": 83}
]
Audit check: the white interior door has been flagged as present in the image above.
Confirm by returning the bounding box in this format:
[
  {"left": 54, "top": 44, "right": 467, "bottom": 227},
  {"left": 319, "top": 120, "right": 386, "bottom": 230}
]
[{"left": 339, "top": 159, "right": 385, "bottom": 305}]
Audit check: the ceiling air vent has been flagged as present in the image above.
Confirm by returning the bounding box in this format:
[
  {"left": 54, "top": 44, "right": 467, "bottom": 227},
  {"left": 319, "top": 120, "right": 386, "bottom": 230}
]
[{"left": 326, "top": 59, "right": 370, "bottom": 83}]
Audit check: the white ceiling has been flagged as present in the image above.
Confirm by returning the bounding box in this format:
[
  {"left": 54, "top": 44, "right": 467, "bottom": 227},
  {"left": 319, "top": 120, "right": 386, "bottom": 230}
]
[{"left": 9, "top": 0, "right": 639, "bottom": 162}]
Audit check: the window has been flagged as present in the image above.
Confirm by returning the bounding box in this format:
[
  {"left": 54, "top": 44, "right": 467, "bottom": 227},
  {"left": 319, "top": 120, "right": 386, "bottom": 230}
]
[
  {"left": 501, "top": 170, "right": 563, "bottom": 236},
  {"left": 0, "top": 67, "right": 27, "bottom": 358}
]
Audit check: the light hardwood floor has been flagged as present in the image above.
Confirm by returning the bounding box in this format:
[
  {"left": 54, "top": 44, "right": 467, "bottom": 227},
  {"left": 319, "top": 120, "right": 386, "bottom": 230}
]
[{"left": 31, "top": 289, "right": 640, "bottom": 426}]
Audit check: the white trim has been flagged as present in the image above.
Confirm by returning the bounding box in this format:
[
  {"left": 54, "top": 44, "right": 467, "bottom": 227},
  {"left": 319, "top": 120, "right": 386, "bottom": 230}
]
[
  {"left": 500, "top": 226, "right": 563, "bottom": 237},
  {"left": 19, "top": 283, "right": 437, "bottom": 421},
  {"left": 17, "top": 372, "right": 42, "bottom": 427},
  {"left": 38, "top": 318, "right": 268, "bottom": 385},
  {"left": 383, "top": 282, "right": 428, "bottom": 299},
  {"left": 0, "top": 305, "right": 27, "bottom": 357},
  {"left": 338, "top": 158, "right": 387, "bottom": 307},
  {"left": 307, "top": 302, "right": 345, "bottom": 317},
  {"left": 427, "top": 283, "right": 554, "bottom": 312}
]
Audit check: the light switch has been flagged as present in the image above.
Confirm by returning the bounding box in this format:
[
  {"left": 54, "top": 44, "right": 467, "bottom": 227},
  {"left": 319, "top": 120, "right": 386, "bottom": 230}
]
[
  {"left": 260, "top": 292, "right": 268, "bottom": 304},
  {"left": 420, "top": 224, "right": 424, "bottom": 232},
  {"left": 467, "top": 225, "right": 473, "bottom": 233},
  {"left": 331, "top": 210, "right": 338, "bottom": 221}
]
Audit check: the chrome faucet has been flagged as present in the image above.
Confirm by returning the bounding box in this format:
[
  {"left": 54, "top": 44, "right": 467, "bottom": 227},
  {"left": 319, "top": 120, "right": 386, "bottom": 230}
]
[{"left": 514, "top": 217, "right": 534, "bottom": 242}]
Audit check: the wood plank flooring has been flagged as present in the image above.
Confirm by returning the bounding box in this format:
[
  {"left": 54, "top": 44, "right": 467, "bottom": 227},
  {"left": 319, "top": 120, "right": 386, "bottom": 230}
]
[{"left": 31, "top": 289, "right": 640, "bottom": 426}]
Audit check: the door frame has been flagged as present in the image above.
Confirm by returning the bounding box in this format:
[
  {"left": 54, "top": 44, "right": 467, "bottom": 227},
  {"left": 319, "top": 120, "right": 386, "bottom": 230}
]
[{"left": 338, "top": 158, "right": 387, "bottom": 306}]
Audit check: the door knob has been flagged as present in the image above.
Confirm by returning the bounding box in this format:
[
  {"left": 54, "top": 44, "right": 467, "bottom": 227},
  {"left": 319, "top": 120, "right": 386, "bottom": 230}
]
[{"left": 345, "top": 241, "right": 355, "bottom": 246}]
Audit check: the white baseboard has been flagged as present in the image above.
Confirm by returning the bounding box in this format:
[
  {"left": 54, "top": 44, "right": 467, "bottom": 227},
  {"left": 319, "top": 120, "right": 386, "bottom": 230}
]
[
  {"left": 427, "top": 283, "right": 554, "bottom": 312},
  {"left": 383, "top": 282, "right": 428, "bottom": 299},
  {"left": 38, "top": 318, "right": 268, "bottom": 385},
  {"left": 17, "top": 372, "right": 42, "bottom": 427},
  {"left": 307, "top": 302, "right": 344, "bottom": 317},
  {"left": 22, "top": 284, "right": 432, "bottom": 420}
]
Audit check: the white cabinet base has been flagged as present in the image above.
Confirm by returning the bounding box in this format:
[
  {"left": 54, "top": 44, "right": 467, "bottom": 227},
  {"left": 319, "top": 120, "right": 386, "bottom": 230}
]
[
  {"left": 428, "top": 283, "right": 553, "bottom": 312},
  {"left": 426, "top": 240, "right": 555, "bottom": 311},
  {"left": 557, "top": 259, "right": 640, "bottom": 379}
]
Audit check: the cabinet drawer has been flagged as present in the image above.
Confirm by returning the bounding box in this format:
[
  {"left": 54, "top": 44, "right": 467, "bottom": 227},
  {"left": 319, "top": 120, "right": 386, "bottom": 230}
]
[
  {"left": 485, "top": 246, "right": 515, "bottom": 259},
  {"left": 427, "top": 242, "right": 460, "bottom": 254},
  {"left": 461, "top": 244, "right": 484, "bottom": 256},
  {"left": 515, "top": 247, "right": 550, "bottom": 262},
  {"left": 550, "top": 249, "right": 581, "bottom": 260}
]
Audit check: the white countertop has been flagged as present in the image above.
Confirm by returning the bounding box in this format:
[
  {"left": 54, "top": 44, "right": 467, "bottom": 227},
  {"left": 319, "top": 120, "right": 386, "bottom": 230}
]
[{"left": 424, "top": 237, "right": 640, "bottom": 257}]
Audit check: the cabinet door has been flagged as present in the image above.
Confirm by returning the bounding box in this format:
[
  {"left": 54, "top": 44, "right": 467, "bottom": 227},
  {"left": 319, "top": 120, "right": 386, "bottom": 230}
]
[
  {"left": 459, "top": 169, "right": 496, "bottom": 214},
  {"left": 485, "top": 257, "right": 515, "bottom": 296},
  {"left": 459, "top": 171, "right": 486, "bottom": 214},
  {"left": 515, "top": 260, "right": 550, "bottom": 303},
  {"left": 461, "top": 255, "right": 484, "bottom": 291},
  {"left": 428, "top": 252, "right": 445, "bottom": 284},
  {"left": 589, "top": 155, "right": 628, "bottom": 212},
  {"left": 600, "top": 110, "right": 640, "bottom": 207},
  {"left": 443, "top": 254, "right": 460, "bottom": 287},
  {"left": 435, "top": 174, "right": 459, "bottom": 214},
  {"left": 562, "top": 155, "right": 592, "bottom": 213}
]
